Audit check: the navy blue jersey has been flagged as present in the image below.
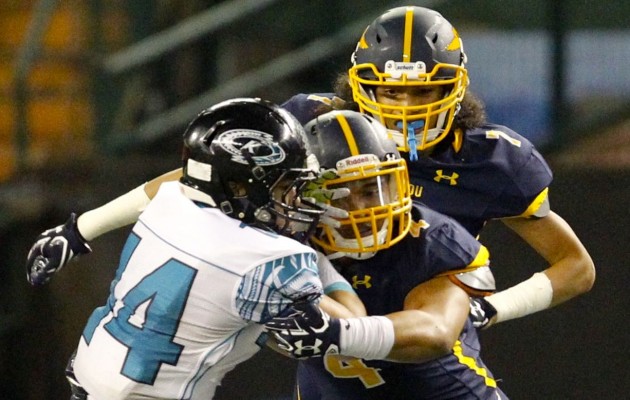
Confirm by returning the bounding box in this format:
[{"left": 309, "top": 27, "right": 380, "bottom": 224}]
[
  {"left": 282, "top": 93, "right": 553, "bottom": 235},
  {"left": 333, "top": 204, "right": 487, "bottom": 316},
  {"left": 296, "top": 320, "right": 505, "bottom": 400},
  {"left": 296, "top": 204, "right": 506, "bottom": 399}
]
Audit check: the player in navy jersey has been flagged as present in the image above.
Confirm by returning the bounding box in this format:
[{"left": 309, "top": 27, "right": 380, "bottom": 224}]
[
  {"left": 27, "top": 7, "right": 593, "bottom": 331},
  {"left": 263, "top": 109, "right": 507, "bottom": 399},
  {"left": 279, "top": 6, "right": 593, "bottom": 328}
]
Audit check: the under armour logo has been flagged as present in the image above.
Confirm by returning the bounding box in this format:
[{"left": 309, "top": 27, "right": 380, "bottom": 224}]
[
  {"left": 470, "top": 302, "right": 484, "bottom": 317},
  {"left": 293, "top": 339, "right": 323, "bottom": 357},
  {"left": 352, "top": 275, "right": 372, "bottom": 289},
  {"left": 434, "top": 169, "right": 459, "bottom": 185}
]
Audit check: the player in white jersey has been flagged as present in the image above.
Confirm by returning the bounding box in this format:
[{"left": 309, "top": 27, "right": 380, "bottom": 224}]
[{"left": 63, "top": 98, "right": 339, "bottom": 400}]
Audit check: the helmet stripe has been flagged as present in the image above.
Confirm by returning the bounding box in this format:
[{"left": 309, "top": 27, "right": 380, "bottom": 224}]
[
  {"left": 358, "top": 27, "right": 369, "bottom": 49},
  {"left": 335, "top": 113, "right": 360, "bottom": 156},
  {"left": 447, "top": 28, "right": 462, "bottom": 51},
  {"left": 403, "top": 7, "right": 414, "bottom": 62}
]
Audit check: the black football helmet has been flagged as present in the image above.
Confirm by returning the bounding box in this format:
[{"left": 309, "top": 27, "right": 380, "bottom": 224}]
[
  {"left": 180, "top": 98, "right": 323, "bottom": 241},
  {"left": 349, "top": 6, "right": 469, "bottom": 155},
  {"left": 303, "top": 110, "right": 412, "bottom": 259}
]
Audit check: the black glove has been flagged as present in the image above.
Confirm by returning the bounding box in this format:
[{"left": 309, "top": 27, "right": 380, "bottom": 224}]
[
  {"left": 469, "top": 296, "right": 498, "bottom": 329},
  {"left": 26, "top": 213, "right": 92, "bottom": 286},
  {"left": 264, "top": 298, "right": 341, "bottom": 359}
]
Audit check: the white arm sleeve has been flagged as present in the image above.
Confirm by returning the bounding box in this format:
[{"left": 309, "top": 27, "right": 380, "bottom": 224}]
[
  {"left": 485, "top": 272, "right": 553, "bottom": 323},
  {"left": 77, "top": 184, "right": 151, "bottom": 241}
]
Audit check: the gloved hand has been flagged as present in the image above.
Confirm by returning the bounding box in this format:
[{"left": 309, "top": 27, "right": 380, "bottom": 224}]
[
  {"left": 302, "top": 169, "right": 349, "bottom": 228},
  {"left": 264, "top": 297, "right": 341, "bottom": 359},
  {"left": 26, "top": 213, "right": 92, "bottom": 286},
  {"left": 469, "top": 296, "right": 498, "bottom": 329}
]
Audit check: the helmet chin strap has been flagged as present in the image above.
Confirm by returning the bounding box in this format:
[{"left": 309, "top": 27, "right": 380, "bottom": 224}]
[{"left": 326, "top": 250, "right": 377, "bottom": 261}]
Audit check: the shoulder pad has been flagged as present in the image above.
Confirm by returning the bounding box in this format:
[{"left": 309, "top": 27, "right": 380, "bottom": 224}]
[{"left": 449, "top": 266, "right": 496, "bottom": 297}]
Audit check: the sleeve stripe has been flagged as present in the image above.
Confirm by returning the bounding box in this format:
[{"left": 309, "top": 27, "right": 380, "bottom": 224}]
[
  {"left": 436, "top": 244, "right": 490, "bottom": 277},
  {"left": 519, "top": 187, "right": 549, "bottom": 217}
]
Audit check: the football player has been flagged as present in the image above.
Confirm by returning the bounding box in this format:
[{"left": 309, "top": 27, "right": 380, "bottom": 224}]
[
  {"left": 281, "top": 6, "right": 594, "bottom": 328},
  {"left": 62, "top": 98, "right": 352, "bottom": 400},
  {"left": 264, "top": 110, "right": 507, "bottom": 399},
  {"left": 27, "top": 6, "right": 593, "bottom": 330}
]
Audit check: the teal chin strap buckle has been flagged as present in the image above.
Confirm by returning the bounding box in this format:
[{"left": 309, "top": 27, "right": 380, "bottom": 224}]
[{"left": 397, "top": 121, "right": 425, "bottom": 161}]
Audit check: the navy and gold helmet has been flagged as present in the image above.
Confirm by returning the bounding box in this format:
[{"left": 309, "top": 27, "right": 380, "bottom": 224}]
[
  {"left": 303, "top": 110, "right": 412, "bottom": 260},
  {"left": 349, "top": 6, "right": 469, "bottom": 156},
  {"left": 180, "top": 98, "right": 323, "bottom": 240}
]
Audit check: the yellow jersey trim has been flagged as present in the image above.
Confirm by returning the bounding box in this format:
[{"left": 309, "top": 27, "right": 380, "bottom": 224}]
[
  {"left": 520, "top": 187, "right": 549, "bottom": 217},
  {"left": 453, "top": 340, "right": 498, "bottom": 388}
]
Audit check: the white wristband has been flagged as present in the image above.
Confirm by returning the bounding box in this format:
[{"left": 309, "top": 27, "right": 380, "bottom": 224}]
[
  {"left": 77, "top": 184, "right": 151, "bottom": 241},
  {"left": 485, "top": 272, "right": 553, "bottom": 323},
  {"left": 339, "top": 316, "right": 395, "bottom": 360}
]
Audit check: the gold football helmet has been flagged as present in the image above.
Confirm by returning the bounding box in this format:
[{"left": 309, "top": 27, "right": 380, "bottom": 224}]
[
  {"left": 349, "top": 6, "right": 469, "bottom": 159},
  {"left": 304, "top": 110, "right": 412, "bottom": 260}
]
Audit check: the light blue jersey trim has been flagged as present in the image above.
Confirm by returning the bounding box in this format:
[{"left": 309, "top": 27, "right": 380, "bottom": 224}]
[
  {"left": 324, "top": 281, "right": 355, "bottom": 296},
  {"left": 237, "top": 252, "right": 321, "bottom": 322}
]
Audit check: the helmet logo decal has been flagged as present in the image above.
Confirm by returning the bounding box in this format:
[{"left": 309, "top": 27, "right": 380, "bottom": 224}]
[
  {"left": 358, "top": 29, "right": 369, "bottom": 49},
  {"left": 446, "top": 28, "right": 462, "bottom": 51},
  {"left": 336, "top": 154, "right": 380, "bottom": 172},
  {"left": 217, "top": 129, "right": 286, "bottom": 165},
  {"left": 384, "top": 61, "right": 426, "bottom": 80}
]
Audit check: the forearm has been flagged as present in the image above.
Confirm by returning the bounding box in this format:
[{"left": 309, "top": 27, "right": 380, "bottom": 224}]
[
  {"left": 342, "top": 277, "right": 468, "bottom": 363},
  {"left": 320, "top": 294, "right": 365, "bottom": 318},
  {"left": 316, "top": 252, "right": 366, "bottom": 317},
  {"left": 77, "top": 169, "right": 183, "bottom": 241},
  {"left": 77, "top": 184, "right": 150, "bottom": 240},
  {"left": 484, "top": 272, "right": 553, "bottom": 323},
  {"left": 384, "top": 310, "right": 463, "bottom": 363},
  {"left": 341, "top": 310, "right": 465, "bottom": 364},
  {"left": 499, "top": 212, "right": 595, "bottom": 319},
  {"left": 323, "top": 291, "right": 366, "bottom": 317},
  {"left": 541, "top": 244, "right": 595, "bottom": 307}
]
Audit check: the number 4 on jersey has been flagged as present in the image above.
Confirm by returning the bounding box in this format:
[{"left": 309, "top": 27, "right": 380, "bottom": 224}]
[
  {"left": 82, "top": 234, "right": 197, "bottom": 384},
  {"left": 324, "top": 354, "right": 385, "bottom": 388}
]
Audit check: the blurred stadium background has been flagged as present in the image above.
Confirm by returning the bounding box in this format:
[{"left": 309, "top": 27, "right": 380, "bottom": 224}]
[{"left": 1, "top": 0, "right": 628, "bottom": 399}]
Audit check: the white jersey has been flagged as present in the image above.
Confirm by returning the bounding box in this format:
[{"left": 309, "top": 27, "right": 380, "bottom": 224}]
[{"left": 73, "top": 182, "right": 322, "bottom": 400}]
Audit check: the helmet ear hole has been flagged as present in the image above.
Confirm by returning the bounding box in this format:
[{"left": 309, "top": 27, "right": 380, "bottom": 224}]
[{"left": 228, "top": 181, "right": 246, "bottom": 198}]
